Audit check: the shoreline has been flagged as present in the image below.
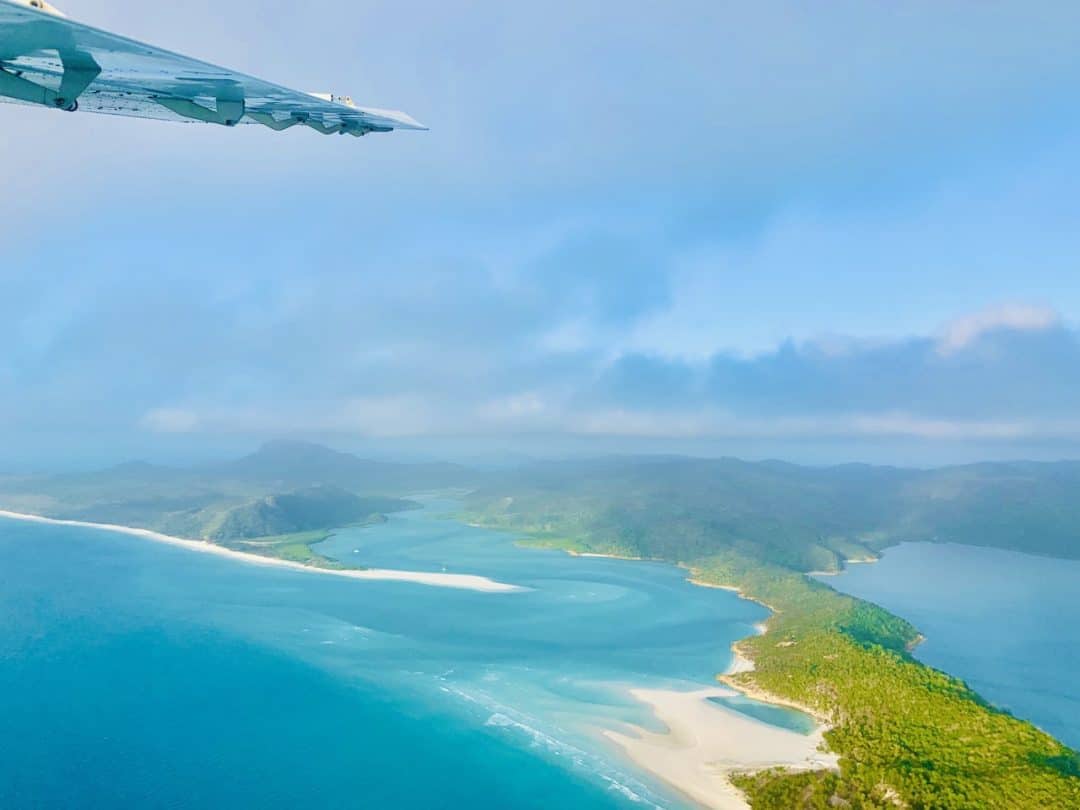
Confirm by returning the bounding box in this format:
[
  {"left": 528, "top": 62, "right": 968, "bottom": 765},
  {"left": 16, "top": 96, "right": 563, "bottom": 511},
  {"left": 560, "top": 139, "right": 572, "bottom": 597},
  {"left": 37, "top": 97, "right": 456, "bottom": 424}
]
[
  {"left": 808, "top": 553, "right": 881, "bottom": 578},
  {"left": 540, "top": 546, "right": 838, "bottom": 807},
  {"left": 0, "top": 510, "right": 523, "bottom": 593},
  {"left": 567, "top": 549, "right": 645, "bottom": 561},
  {"left": 699, "top": 575, "right": 834, "bottom": 727},
  {"left": 809, "top": 552, "right": 927, "bottom": 656},
  {"left": 604, "top": 686, "right": 837, "bottom": 810},
  {"left": 611, "top": 574, "right": 838, "bottom": 809}
]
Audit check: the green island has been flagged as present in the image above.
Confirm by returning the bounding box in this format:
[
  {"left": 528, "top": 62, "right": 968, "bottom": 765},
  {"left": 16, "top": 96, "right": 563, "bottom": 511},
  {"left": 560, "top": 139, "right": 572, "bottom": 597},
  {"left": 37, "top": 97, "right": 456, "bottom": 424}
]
[
  {"left": 183, "top": 490, "right": 413, "bottom": 569},
  {"left": 4, "top": 442, "right": 1080, "bottom": 807},
  {"left": 461, "top": 456, "right": 1080, "bottom": 809},
  {"left": 225, "top": 528, "right": 351, "bottom": 569}
]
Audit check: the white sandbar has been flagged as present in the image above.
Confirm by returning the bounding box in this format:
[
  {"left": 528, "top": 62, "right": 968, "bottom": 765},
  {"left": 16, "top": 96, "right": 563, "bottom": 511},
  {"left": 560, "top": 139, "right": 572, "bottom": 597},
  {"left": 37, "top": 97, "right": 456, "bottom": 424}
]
[
  {"left": 0, "top": 510, "right": 523, "bottom": 593},
  {"left": 605, "top": 686, "right": 837, "bottom": 810}
]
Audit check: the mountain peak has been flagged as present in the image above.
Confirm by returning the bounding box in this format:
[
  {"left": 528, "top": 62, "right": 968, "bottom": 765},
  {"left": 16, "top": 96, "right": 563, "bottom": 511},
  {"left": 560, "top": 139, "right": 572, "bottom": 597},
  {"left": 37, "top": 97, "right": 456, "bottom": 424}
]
[{"left": 252, "top": 439, "right": 348, "bottom": 459}]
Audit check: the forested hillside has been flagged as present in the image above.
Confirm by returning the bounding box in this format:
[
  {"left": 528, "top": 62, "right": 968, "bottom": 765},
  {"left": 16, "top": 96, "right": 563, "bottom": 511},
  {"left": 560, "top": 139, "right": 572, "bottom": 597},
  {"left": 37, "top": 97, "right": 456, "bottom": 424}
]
[{"left": 463, "top": 457, "right": 1080, "bottom": 569}]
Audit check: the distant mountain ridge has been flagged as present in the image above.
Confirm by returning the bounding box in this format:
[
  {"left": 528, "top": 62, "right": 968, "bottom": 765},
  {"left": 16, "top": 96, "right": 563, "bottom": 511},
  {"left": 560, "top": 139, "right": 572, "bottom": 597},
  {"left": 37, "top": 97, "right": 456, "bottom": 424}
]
[
  {"left": 0, "top": 440, "right": 477, "bottom": 501},
  {"left": 206, "top": 440, "right": 473, "bottom": 490},
  {"left": 0, "top": 441, "right": 473, "bottom": 553},
  {"left": 2, "top": 442, "right": 1080, "bottom": 564},
  {"left": 464, "top": 455, "right": 1080, "bottom": 567}
]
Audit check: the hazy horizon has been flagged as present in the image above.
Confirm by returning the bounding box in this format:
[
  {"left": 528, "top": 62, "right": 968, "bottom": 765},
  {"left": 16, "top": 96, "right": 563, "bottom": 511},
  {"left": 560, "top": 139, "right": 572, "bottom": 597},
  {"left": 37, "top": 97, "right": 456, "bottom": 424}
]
[{"left": 9, "top": 434, "right": 1080, "bottom": 477}]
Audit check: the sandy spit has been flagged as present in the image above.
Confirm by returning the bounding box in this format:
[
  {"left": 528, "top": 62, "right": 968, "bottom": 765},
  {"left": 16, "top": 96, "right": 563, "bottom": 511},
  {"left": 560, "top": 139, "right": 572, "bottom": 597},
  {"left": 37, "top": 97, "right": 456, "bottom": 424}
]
[
  {"left": 605, "top": 686, "right": 838, "bottom": 810},
  {"left": 0, "top": 510, "right": 524, "bottom": 593}
]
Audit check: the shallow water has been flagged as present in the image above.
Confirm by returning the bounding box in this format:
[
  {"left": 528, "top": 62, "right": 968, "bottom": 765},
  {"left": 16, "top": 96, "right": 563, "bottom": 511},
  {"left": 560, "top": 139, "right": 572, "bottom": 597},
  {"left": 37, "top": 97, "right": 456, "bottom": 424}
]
[
  {"left": 0, "top": 499, "right": 811, "bottom": 808},
  {"left": 707, "top": 694, "right": 817, "bottom": 735},
  {"left": 821, "top": 542, "right": 1080, "bottom": 748}
]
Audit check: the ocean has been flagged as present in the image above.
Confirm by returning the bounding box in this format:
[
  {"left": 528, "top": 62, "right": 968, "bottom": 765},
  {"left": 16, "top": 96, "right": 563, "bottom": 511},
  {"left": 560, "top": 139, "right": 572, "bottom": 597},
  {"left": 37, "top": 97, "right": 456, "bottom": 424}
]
[{"left": 0, "top": 499, "right": 809, "bottom": 809}]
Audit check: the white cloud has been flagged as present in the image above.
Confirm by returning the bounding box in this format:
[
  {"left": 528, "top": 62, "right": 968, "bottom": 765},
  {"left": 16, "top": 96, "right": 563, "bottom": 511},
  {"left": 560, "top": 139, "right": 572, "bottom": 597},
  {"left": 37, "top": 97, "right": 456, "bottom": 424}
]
[
  {"left": 570, "top": 408, "right": 722, "bottom": 438},
  {"left": 140, "top": 407, "right": 200, "bottom": 433},
  {"left": 848, "top": 413, "right": 1030, "bottom": 440},
  {"left": 333, "top": 396, "right": 438, "bottom": 438},
  {"left": 133, "top": 389, "right": 1080, "bottom": 447},
  {"left": 937, "top": 304, "right": 1059, "bottom": 355},
  {"left": 478, "top": 392, "right": 552, "bottom": 424},
  {"left": 568, "top": 408, "right": 1080, "bottom": 442}
]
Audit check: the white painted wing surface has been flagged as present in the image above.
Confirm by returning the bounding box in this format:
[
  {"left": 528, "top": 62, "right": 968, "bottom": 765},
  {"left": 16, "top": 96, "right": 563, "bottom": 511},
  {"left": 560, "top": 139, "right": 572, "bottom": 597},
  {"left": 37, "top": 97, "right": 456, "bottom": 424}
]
[{"left": 0, "top": 0, "right": 425, "bottom": 136}]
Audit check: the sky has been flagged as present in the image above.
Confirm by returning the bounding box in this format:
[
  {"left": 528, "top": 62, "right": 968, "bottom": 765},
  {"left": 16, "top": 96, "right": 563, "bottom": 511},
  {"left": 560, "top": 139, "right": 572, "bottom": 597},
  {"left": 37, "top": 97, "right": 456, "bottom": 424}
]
[{"left": 3, "top": 0, "right": 1080, "bottom": 469}]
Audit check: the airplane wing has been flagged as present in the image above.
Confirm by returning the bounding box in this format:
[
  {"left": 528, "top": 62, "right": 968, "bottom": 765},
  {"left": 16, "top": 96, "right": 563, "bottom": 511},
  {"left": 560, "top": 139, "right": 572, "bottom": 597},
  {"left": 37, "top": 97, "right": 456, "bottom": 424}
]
[{"left": 0, "top": 0, "right": 425, "bottom": 137}]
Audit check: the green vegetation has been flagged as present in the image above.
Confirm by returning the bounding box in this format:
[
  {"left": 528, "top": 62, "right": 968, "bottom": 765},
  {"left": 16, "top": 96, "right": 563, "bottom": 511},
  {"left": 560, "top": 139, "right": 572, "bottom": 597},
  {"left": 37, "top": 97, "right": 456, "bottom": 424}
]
[
  {"left": 463, "top": 457, "right": 1080, "bottom": 567},
  {"left": 464, "top": 460, "right": 1080, "bottom": 809},
  {"left": 204, "top": 488, "right": 410, "bottom": 569},
  {"left": 227, "top": 529, "right": 344, "bottom": 568},
  {"left": 698, "top": 555, "right": 1080, "bottom": 809},
  {"left": 197, "top": 487, "right": 409, "bottom": 542},
  {"left": 512, "top": 532, "right": 618, "bottom": 555}
]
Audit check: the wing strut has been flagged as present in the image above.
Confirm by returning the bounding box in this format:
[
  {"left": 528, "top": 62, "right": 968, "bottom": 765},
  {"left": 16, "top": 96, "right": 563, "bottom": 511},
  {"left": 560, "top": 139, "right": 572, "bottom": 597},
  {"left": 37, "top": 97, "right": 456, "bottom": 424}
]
[
  {"left": 156, "top": 96, "right": 246, "bottom": 127},
  {"left": 0, "top": 50, "right": 99, "bottom": 111},
  {"left": 246, "top": 111, "right": 302, "bottom": 131},
  {"left": 302, "top": 118, "right": 389, "bottom": 137}
]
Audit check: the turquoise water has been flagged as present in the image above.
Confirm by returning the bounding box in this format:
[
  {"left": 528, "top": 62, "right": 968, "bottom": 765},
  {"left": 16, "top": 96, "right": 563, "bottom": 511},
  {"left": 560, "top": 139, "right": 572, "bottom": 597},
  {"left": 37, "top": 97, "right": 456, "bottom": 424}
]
[
  {"left": 707, "top": 694, "right": 816, "bottom": 735},
  {"left": 0, "top": 500, "right": 798, "bottom": 808},
  {"left": 821, "top": 542, "right": 1080, "bottom": 748}
]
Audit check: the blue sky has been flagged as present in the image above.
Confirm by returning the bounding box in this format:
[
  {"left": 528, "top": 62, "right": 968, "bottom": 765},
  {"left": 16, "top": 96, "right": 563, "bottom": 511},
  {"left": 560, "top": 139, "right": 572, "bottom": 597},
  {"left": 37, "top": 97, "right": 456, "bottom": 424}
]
[{"left": 3, "top": 0, "right": 1080, "bottom": 468}]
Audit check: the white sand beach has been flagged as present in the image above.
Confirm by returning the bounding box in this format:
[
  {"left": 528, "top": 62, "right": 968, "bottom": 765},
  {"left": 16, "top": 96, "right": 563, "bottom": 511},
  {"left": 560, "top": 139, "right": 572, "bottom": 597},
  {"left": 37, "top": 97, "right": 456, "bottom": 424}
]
[
  {"left": 603, "top": 580, "right": 835, "bottom": 809},
  {"left": 0, "top": 510, "right": 523, "bottom": 593},
  {"left": 724, "top": 648, "right": 756, "bottom": 675},
  {"left": 605, "top": 686, "right": 838, "bottom": 810}
]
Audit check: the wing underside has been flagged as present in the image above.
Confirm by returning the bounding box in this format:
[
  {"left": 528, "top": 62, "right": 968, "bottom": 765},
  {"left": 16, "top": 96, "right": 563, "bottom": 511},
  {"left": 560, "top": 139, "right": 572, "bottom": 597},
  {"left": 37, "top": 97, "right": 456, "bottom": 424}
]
[{"left": 0, "top": 0, "right": 424, "bottom": 136}]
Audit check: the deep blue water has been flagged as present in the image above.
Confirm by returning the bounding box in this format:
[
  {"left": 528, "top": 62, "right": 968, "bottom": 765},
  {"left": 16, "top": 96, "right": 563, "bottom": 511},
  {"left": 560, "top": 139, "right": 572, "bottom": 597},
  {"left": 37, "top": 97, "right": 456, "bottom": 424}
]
[
  {"left": 821, "top": 542, "right": 1080, "bottom": 749},
  {"left": 0, "top": 500, "right": 805, "bottom": 809}
]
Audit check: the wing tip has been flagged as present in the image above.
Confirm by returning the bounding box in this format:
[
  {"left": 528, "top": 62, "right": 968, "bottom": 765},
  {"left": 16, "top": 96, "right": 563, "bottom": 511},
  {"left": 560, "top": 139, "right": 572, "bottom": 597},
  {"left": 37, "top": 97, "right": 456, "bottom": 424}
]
[
  {"left": 359, "top": 106, "right": 427, "bottom": 131},
  {"left": 387, "top": 114, "right": 429, "bottom": 132}
]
